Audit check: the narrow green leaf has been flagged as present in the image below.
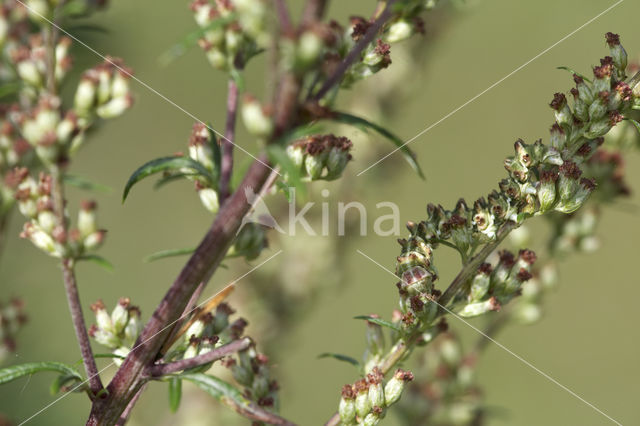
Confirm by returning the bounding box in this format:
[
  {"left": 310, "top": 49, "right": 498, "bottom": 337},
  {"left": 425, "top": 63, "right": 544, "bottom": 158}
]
[
  {"left": 153, "top": 172, "right": 199, "bottom": 190},
  {"left": 354, "top": 315, "right": 401, "bottom": 332},
  {"left": 144, "top": 247, "right": 196, "bottom": 263},
  {"left": 63, "top": 174, "right": 112, "bottom": 193},
  {"left": 123, "top": 156, "right": 213, "bottom": 202},
  {"left": 266, "top": 145, "right": 307, "bottom": 201},
  {"left": 318, "top": 353, "right": 360, "bottom": 367},
  {"left": 181, "top": 373, "right": 252, "bottom": 408},
  {"left": 208, "top": 126, "right": 222, "bottom": 175},
  {"left": 78, "top": 254, "right": 114, "bottom": 272},
  {"left": 556, "top": 66, "right": 592, "bottom": 83},
  {"left": 169, "top": 378, "right": 182, "bottom": 413},
  {"left": 626, "top": 118, "right": 640, "bottom": 134},
  {"left": 91, "top": 353, "right": 126, "bottom": 360},
  {"left": 0, "top": 362, "right": 82, "bottom": 386},
  {"left": 50, "top": 373, "right": 84, "bottom": 395},
  {"left": 0, "top": 82, "right": 22, "bottom": 99},
  {"left": 159, "top": 16, "right": 235, "bottom": 66},
  {"left": 329, "top": 112, "right": 425, "bottom": 179}
]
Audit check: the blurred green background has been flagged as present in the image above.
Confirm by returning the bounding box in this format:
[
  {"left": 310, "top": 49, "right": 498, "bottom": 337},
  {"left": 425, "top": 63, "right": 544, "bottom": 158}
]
[{"left": 2, "top": 0, "right": 640, "bottom": 425}]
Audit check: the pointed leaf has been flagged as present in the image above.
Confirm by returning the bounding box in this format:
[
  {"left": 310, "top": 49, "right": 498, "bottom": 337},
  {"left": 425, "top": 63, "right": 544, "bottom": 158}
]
[
  {"left": 145, "top": 247, "right": 196, "bottom": 263},
  {"left": 0, "top": 362, "right": 82, "bottom": 386},
  {"left": 169, "top": 377, "right": 182, "bottom": 413},
  {"left": 123, "top": 156, "right": 213, "bottom": 202},
  {"left": 556, "top": 66, "right": 592, "bottom": 83},
  {"left": 318, "top": 353, "right": 360, "bottom": 367},
  {"left": 0, "top": 82, "right": 22, "bottom": 99},
  {"left": 181, "top": 373, "right": 287, "bottom": 424},
  {"left": 208, "top": 126, "right": 222, "bottom": 174},
  {"left": 329, "top": 112, "right": 425, "bottom": 179},
  {"left": 153, "top": 172, "right": 199, "bottom": 190},
  {"left": 78, "top": 254, "right": 114, "bottom": 272},
  {"left": 354, "top": 315, "right": 401, "bottom": 332},
  {"left": 50, "top": 373, "right": 84, "bottom": 395},
  {"left": 63, "top": 174, "right": 112, "bottom": 193}
]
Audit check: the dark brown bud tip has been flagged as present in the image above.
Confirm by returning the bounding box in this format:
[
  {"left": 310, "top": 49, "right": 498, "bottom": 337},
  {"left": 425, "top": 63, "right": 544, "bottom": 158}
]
[
  {"left": 605, "top": 32, "right": 620, "bottom": 47},
  {"left": 341, "top": 384, "right": 355, "bottom": 399},
  {"left": 518, "top": 249, "right": 537, "bottom": 265},
  {"left": 549, "top": 93, "right": 566, "bottom": 110}
]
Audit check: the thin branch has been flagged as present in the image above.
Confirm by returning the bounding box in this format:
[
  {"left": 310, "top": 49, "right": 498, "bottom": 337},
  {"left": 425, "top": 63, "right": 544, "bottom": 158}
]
[
  {"left": 148, "top": 339, "right": 251, "bottom": 377},
  {"left": 274, "top": 0, "right": 293, "bottom": 35},
  {"left": 0, "top": 213, "right": 9, "bottom": 264},
  {"left": 114, "top": 385, "right": 144, "bottom": 426},
  {"left": 50, "top": 166, "right": 103, "bottom": 396},
  {"left": 220, "top": 78, "right": 239, "bottom": 203},
  {"left": 301, "top": 0, "right": 329, "bottom": 26},
  {"left": 311, "top": 0, "right": 398, "bottom": 101}
]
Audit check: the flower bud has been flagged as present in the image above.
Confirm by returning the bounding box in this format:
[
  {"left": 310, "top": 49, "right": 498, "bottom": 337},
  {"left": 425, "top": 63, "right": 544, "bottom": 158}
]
[
  {"left": 605, "top": 33, "right": 626, "bottom": 71},
  {"left": 556, "top": 177, "right": 595, "bottom": 213},
  {"left": 549, "top": 123, "right": 566, "bottom": 150},
  {"left": 593, "top": 62, "right": 612, "bottom": 93},
  {"left": 91, "top": 300, "right": 114, "bottom": 334},
  {"left": 457, "top": 297, "right": 500, "bottom": 318},
  {"left": 198, "top": 187, "right": 220, "bottom": 213},
  {"left": 549, "top": 93, "right": 572, "bottom": 127},
  {"left": 123, "top": 307, "right": 142, "bottom": 347},
  {"left": 111, "top": 298, "right": 130, "bottom": 335},
  {"left": 188, "top": 123, "right": 215, "bottom": 172},
  {"left": 78, "top": 200, "right": 97, "bottom": 238},
  {"left": 514, "top": 303, "right": 542, "bottom": 324},
  {"left": 83, "top": 229, "right": 106, "bottom": 250},
  {"left": 339, "top": 385, "right": 357, "bottom": 424},
  {"left": 112, "top": 346, "right": 130, "bottom": 367},
  {"left": 587, "top": 91, "right": 608, "bottom": 121},
  {"left": 74, "top": 75, "right": 98, "bottom": 116},
  {"left": 183, "top": 336, "right": 200, "bottom": 359},
  {"left": 367, "top": 369, "right": 384, "bottom": 409},
  {"left": 20, "top": 222, "right": 59, "bottom": 256},
  {"left": 96, "top": 94, "right": 133, "bottom": 119},
  {"left": 537, "top": 169, "right": 558, "bottom": 212},
  {"left": 384, "top": 369, "right": 414, "bottom": 406},
  {"left": 297, "top": 31, "right": 324, "bottom": 67},
  {"left": 184, "top": 318, "right": 206, "bottom": 342},
  {"left": 362, "top": 411, "right": 381, "bottom": 426},
  {"left": 325, "top": 146, "right": 351, "bottom": 179},
  {"left": 16, "top": 60, "right": 42, "bottom": 87},
  {"left": 25, "top": 0, "right": 51, "bottom": 21},
  {"left": 469, "top": 263, "right": 491, "bottom": 302},
  {"left": 286, "top": 144, "right": 304, "bottom": 168},
  {"left": 89, "top": 325, "right": 119, "bottom": 349},
  {"left": 37, "top": 210, "right": 57, "bottom": 233},
  {"left": 241, "top": 96, "right": 273, "bottom": 138},
  {"left": 354, "top": 378, "right": 371, "bottom": 418},
  {"left": 304, "top": 151, "right": 326, "bottom": 180},
  {"left": 386, "top": 20, "right": 413, "bottom": 43},
  {"left": 365, "top": 316, "right": 385, "bottom": 358}
]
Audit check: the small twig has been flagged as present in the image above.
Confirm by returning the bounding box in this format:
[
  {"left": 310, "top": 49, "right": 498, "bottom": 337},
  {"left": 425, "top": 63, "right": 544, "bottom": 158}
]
[
  {"left": 114, "top": 385, "right": 144, "bottom": 426},
  {"left": 0, "top": 213, "right": 9, "bottom": 264},
  {"left": 311, "top": 0, "right": 398, "bottom": 101},
  {"left": 220, "top": 78, "right": 239, "bottom": 203},
  {"left": 274, "top": 0, "right": 294, "bottom": 35},
  {"left": 148, "top": 339, "right": 251, "bottom": 377}
]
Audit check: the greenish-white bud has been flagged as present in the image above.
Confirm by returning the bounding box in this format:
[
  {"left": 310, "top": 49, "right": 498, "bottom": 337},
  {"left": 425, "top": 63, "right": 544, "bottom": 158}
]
[
  {"left": 386, "top": 20, "right": 413, "bottom": 43},
  {"left": 112, "top": 346, "right": 130, "bottom": 367},
  {"left": 123, "top": 307, "right": 142, "bottom": 347},
  {"left": 354, "top": 379, "right": 371, "bottom": 418},
  {"left": 297, "top": 31, "right": 324, "bottom": 67},
  {"left": 362, "top": 412, "right": 381, "bottom": 426},
  {"left": 457, "top": 297, "right": 500, "bottom": 318},
  {"left": 241, "top": 96, "right": 273, "bottom": 137},
  {"left": 184, "top": 319, "right": 206, "bottom": 342},
  {"left": 96, "top": 95, "right": 133, "bottom": 119},
  {"left": 183, "top": 337, "right": 200, "bottom": 359},
  {"left": 304, "top": 152, "right": 326, "bottom": 180},
  {"left": 83, "top": 230, "right": 106, "bottom": 250},
  {"left": 339, "top": 385, "right": 357, "bottom": 424},
  {"left": 286, "top": 144, "right": 305, "bottom": 168},
  {"left": 205, "top": 46, "right": 227, "bottom": 70},
  {"left": 111, "top": 298, "right": 130, "bottom": 335},
  {"left": 78, "top": 201, "right": 97, "bottom": 238},
  {"left": 37, "top": 210, "right": 57, "bottom": 234},
  {"left": 367, "top": 381, "right": 384, "bottom": 410},
  {"left": 74, "top": 76, "right": 98, "bottom": 115},
  {"left": 91, "top": 300, "right": 114, "bottom": 334},
  {"left": 16, "top": 60, "right": 42, "bottom": 87},
  {"left": 383, "top": 369, "right": 414, "bottom": 406},
  {"left": 606, "top": 33, "right": 627, "bottom": 72},
  {"left": 469, "top": 264, "right": 492, "bottom": 302},
  {"left": 537, "top": 169, "right": 559, "bottom": 213},
  {"left": 198, "top": 187, "right": 220, "bottom": 213}
]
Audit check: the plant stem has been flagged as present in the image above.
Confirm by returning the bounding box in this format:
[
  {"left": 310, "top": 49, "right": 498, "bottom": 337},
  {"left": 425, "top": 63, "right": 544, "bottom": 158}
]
[
  {"left": 438, "top": 221, "right": 517, "bottom": 310},
  {"left": 147, "top": 338, "right": 251, "bottom": 377},
  {"left": 114, "top": 385, "right": 144, "bottom": 426},
  {"left": 220, "top": 78, "right": 239, "bottom": 204},
  {"left": 274, "top": 0, "right": 293, "bottom": 35},
  {"left": 0, "top": 213, "right": 9, "bottom": 264},
  {"left": 50, "top": 166, "right": 103, "bottom": 396},
  {"left": 301, "top": 0, "right": 329, "bottom": 26},
  {"left": 87, "top": 155, "right": 274, "bottom": 425},
  {"left": 311, "top": 0, "right": 397, "bottom": 101}
]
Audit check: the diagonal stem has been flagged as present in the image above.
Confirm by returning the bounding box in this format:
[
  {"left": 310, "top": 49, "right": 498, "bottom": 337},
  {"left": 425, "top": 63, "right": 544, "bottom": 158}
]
[
  {"left": 147, "top": 338, "right": 251, "bottom": 377},
  {"left": 220, "top": 78, "right": 239, "bottom": 203}
]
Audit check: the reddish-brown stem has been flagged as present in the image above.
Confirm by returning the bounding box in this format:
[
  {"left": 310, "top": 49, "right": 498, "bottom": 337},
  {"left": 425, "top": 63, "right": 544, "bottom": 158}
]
[
  {"left": 87, "top": 155, "right": 273, "bottom": 425},
  {"left": 146, "top": 338, "right": 251, "bottom": 377},
  {"left": 220, "top": 78, "right": 239, "bottom": 203},
  {"left": 114, "top": 385, "right": 144, "bottom": 426},
  {"left": 311, "top": 0, "right": 398, "bottom": 101}
]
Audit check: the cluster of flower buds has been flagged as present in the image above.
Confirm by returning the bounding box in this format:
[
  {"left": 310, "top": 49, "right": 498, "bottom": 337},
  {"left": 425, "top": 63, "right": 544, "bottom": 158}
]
[
  {"left": 0, "top": 108, "right": 32, "bottom": 215},
  {"left": 320, "top": 1, "right": 435, "bottom": 91},
  {"left": 0, "top": 298, "right": 27, "bottom": 365},
  {"left": 73, "top": 58, "right": 134, "bottom": 121},
  {"left": 0, "top": 2, "right": 29, "bottom": 50},
  {"left": 286, "top": 134, "right": 353, "bottom": 181},
  {"left": 390, "top": 33, "right": 639, "bottom": 332},
  {"left": 166, "top": 302, "right": 280, "bottom": 411},
  {"left": 453, "top": 249, "right": 536, "bottom": 317},
  {"left": 8, "top": 168, "right": 106, "bottom": 257},
  {"left": 228, "top": 223, "right": 267, "bottom": 261},
  {"left": 186, "top": 122, "right": 221, "bottom": 213},
  {"left": 88, "top": 298, "right": 142, "bottom": 365},
  {"left": 190, "top": 0, "right": 269, "bottom": 71},
  {"left": 6, "top": 33, "right": 72, "bottom": 93},
  {"left": 338, "top": 366, "right": 414, "bottom": 425},
  {"left": 396, "top": 333, "right": 483, "bottom": 425},
  {"left": 510, "top": 262, "right": 558, "bottom": 325}
]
